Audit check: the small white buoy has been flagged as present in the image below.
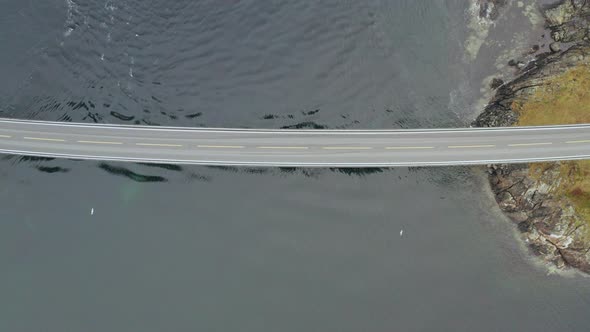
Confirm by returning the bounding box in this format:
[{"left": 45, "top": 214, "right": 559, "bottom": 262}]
[
  {"left": 400, "top": 229, "right": 403, "bottom": 237},
  {"left": 91, "top": 208, "right": 94, "bottom": 216}
]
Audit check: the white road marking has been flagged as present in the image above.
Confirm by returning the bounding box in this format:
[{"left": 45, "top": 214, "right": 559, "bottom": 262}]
[
  {"left": 1, "top": 147, "right": 590, "bottom": 166},
  {"left": 3, "top": 117, "right": 590, "bottom": 135},
  {"left": 136, "top": 143, "right": 183, "bottom": 147},
  {"left": 198, "top": 145, "right": 245, "bottom": 149},
  {"left": 257, "top": 146, "right": 309, "bottom": 150},
  {"left": 322, "top": 147, "right": 373, "bottom": 150},
  {"left": 78, "top": 140, "right": 123, "bottom": 145},
  {"left": 448, "top": 145, "right": 495, "bottom": 149},
  {"left": 508, "top": 142, "right": 553, "bottom": 147},
  {"left": 23, "top": 137, "right": 65, "bottom": 142},
  {"left": 385, "top": 146, "right": 434, "bottom": 150}
]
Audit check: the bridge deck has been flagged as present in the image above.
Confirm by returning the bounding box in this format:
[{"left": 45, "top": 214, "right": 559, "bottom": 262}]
[{"left": 0, "top": 118, "right": 589, "bottom": 167}]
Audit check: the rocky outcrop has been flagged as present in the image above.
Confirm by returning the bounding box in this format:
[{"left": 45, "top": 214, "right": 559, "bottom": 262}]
[
  {"left": 474, "top": 44, "right": 590, "bottom": 128},
  {"left": 474, "top": 0, "right": 590, "bottom": 273},
  {"left": 545, "top": 0, "right": 590, "bottom": 43},
  {"left": 488, "top": 164, "right": 590, "bottom": 273}
]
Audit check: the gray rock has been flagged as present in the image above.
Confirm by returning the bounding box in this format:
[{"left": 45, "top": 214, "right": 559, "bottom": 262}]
[
  {"left": 551, "top": 30, "right": 564, "bottom": 42},
  {"left": 498, "top": 191, "right": 517, "bottom": 210},
  {"left": 506, "top": 211, "right": 529, "bottom": 223},
  {"left": 545, "top": 0, "right": 590, "bottom": 44},
  {"left": 490, "top": 77, "right": 504, "bottom": 89},
  {"left": 545, "top": 0, "right": 578, "bottom": 26},
  {"left": 572, "top": 0, "right": 588, "bottom": 10},
  {"left": 532, "top": 206, "right": 552, "bottom": 218},
  {"left": 555, "top": 256, "right": 566, "bottom": 269},
  {"left": 550, "top": 42, "right": 561, "bottom": 53}
]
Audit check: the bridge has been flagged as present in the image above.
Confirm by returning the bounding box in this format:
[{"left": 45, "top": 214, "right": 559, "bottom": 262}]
[{"left": 0, "top": 117, "right": 588, "bottom": 167}]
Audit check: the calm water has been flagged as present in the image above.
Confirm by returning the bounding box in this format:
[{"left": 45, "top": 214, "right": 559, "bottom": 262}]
[{"left": 2, "top": 1, "right": 590, "bottom": 331}]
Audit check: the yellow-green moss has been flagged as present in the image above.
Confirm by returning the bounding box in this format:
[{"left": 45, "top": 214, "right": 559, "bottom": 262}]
[
  {"left": 515, "top": 64, "right": 590, "bottom": 125},
  {"left": 515, "top": 64, "right": 590, "bottom": 226}
]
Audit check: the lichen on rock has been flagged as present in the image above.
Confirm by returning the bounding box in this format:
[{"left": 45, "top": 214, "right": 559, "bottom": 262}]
[{"left": 544, "top": 0, "right": 590, "bottom": 43}]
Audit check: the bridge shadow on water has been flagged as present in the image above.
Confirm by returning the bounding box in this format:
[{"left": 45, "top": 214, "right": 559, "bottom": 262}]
[
  {"left": 98, "top": 163, "right": 168, "bottom": 183},
  {"left": 4, "top": 152, "right": 477, "bottom": 190},
  {"left": 7, "top": 155, "right": 71, "bottom": 174},
  {"left": 11, "top": 153, "right": 403, "bottom": 182}
]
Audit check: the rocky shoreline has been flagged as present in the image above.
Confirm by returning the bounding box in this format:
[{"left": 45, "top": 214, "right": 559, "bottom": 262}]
[{"left": 474, "top": 0, "right": 590, "bottom": 273}]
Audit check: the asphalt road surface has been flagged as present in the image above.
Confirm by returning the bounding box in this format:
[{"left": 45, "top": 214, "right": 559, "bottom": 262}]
[{"left": 0, "top": 118, "right": 589, "bottom": 167}]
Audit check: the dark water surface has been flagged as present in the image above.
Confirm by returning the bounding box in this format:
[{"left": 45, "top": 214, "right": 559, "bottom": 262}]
[{"left": 2, "top": 1, "right": 590, "bottom": 331}]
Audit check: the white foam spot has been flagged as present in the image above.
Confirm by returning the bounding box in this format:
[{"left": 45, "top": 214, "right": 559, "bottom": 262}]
[
  {"left": 105, "top": 2, "right": 117, "bottom": 11},
  {"left": 64, "top": 0, "right": 78, "bottom": 37},
  {"left": 464, "top": 0, "right": 494, "bottom": 61}
]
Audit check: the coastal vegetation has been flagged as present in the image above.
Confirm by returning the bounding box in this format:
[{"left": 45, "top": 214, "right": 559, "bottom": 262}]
[
  {"left": 514, "top": 64, "right": 590, "bottom": 232},
  {"left": 515, "top": 64, "right": 590, "bottom": 126}
]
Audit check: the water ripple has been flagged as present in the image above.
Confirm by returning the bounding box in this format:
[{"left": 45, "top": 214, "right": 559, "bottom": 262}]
[{"left": 5, "top": 0, "right": 467, "bottom": 131}]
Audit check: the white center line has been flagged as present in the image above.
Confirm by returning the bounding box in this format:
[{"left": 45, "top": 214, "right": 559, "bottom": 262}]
[
  {"left": 257, "top": 146, "right": 309, "bottom": 150},
  {"left": 78, "top": 140, "right": 123, "bottom": 145},
  {"left": 566, "top": 140, "right": 590, "bottom": 144},
  {"left": 0, "top": 135, "right": 12, "bottom": 138},
  {"left": 198, "top": 145, "right": 245, "bottom": 149},
  {"left": 23, "top": 136, "right": 66, "bottom": 142},
  {"left": 136, "top": 143, "right": 183, "bottom": 147},
  {"left": 508, "top": 142, "right": 553, "bottom": 147},
  {"left": 322, "top": 147, "right": 373, "bottom": 150},
  {"left": 448, "top": 145, "right": 496, "bottom": 149},
  {"left": 385, "top": 146, "right": 435, "bottom": 150}
]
